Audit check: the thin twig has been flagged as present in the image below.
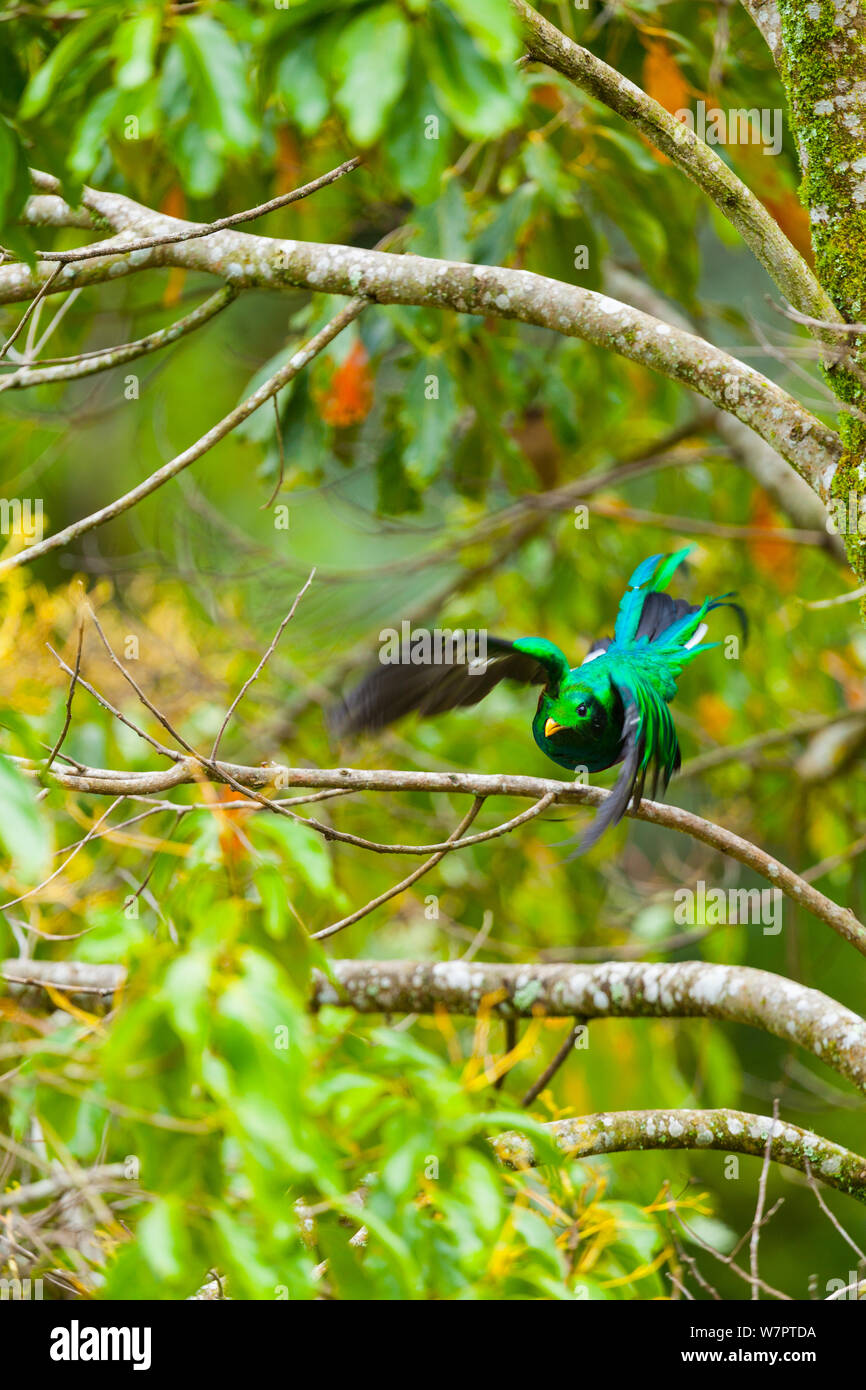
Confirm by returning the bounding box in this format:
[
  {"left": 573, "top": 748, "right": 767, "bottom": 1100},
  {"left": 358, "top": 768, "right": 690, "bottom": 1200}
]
[
  {"left": 312, "top": 796, "right": 490, "bottom": 941},
  {"left": 45, "top": 644, "right": 180, "bottom": 760},
  {"left": 0, "top": 286, "right": 236, "bottom": 392},
  {"left": 804, "top": 1158, "right": 866, "bottom": 1262},
  {"left": 29, "top": 158, "right": 362, "bottom": 265},
  {"left": 0, "top": 298, "right": 367, "bottom": 575},
  {"left": 45, "top": 618, "right": 84, "bottom": 771},
  {"left": 0, "top": 263, "right": 62, "bottom": 359},
  {"left": 521, "top": 1020, "right": 584, "bottom": 1107},
  {"left": 260, "top": 393, "right": 287, "bottom": 510},
  {"left": 210, "top": 568, "right": 315, "bottom": 759},
  {"left": 750, "top": 1097, "right": 778, "bottom": 1299},
  {"left": 0, "top": 797, "right": 123, "bottom": 911}
]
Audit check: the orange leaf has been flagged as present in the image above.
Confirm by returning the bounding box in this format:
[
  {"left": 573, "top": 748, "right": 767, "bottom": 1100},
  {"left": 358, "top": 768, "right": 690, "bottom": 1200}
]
[
  {"left": 317, "top": 341, "right": 374, "bottom": 427},
  {"left": 696, "top": 692, "right": 733, "bottom": 741},
  {"left": 274, "top": 127, "right": 301, "bottom": 197},
  {"left": 748, "top": 492, "right": 800, "bottom": 591},
  {"left": 728, "top": 144, "right": 813, "bottom": 261},
  {"left": 642, "top": 39, "right": 689, "bottom": 116}
]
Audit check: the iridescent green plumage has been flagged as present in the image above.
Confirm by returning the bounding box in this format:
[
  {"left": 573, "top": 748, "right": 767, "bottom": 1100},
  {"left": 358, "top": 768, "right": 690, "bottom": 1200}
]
[
  {"left": 332, "top": 547, "right": 745, "bottom": 852},
  {"left": 515, "top": 547, "right": 744, "bottom": 847}
]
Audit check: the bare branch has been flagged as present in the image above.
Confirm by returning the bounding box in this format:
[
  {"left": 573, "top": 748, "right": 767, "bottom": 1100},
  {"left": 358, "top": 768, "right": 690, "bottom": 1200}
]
[
  {"left": 0, "top": 285, "right": 237, "bottom": 392},
  {"left": 521, "top": 1021, "right": 584, "bottom": 1107},
  {"left": 210, "top": 568, "right": 316, "bottom": 759},
  {"left": 750, "top": 1097, "right": 778, "bottom": 1298},
  {"left": 23, "top": 760, "right": 866, "bottom": 953},
  {"left": 27, "top": 157, "right": 362, "bottom": 264},
  {"left": 0, "top": 298, "right": 367, "bottom": 575},
  {"left": 44, "top": 617, "right": 83, "bottom": 771},
  {"left": 5, "top": 186, "right": 843, "bottom": 494},
  {"left": 804, "top": 1158, "right": 866, "bottom": 1263},
  {"left": 311, "top": 795, "right": 490, "bottom": 941},
  {"left": 0, "top": 262, "right": 62, "bottom": 359}
]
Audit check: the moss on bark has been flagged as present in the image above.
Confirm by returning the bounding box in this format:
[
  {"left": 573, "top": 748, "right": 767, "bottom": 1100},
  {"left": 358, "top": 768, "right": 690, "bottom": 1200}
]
[{"left": 778, "top": 0, "right": 866, "bottom": 589}]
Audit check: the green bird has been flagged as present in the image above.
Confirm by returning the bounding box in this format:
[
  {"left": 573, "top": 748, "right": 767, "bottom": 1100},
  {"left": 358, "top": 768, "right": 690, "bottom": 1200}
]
[{"left": 331, "top": 547, "right": 745, "bottom": 851}]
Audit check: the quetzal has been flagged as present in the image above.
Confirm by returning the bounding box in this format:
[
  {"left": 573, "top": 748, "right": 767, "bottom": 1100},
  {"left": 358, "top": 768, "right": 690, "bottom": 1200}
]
[{"left": 331, "top": 548, "right": 745, "bottom": 851}]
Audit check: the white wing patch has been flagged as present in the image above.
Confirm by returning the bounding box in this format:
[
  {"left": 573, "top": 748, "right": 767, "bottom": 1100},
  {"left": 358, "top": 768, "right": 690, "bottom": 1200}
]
[
  {"left": 683, "top": 622, "right": 708, "bottom": 650},
  {"left": 581, "top": 646, "right": 606, "bottom": 666}
]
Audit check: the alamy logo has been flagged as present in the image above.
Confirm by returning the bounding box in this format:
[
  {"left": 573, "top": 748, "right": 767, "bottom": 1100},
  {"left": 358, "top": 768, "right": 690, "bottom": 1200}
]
[
  {"left": 0, "top": 1277, "right": 43, "bottom": 1299},
  {"left": 0, "top": 497, "right": 43, "bottom": 543},
  {"left": 826, "top": 491, "right": 866, "bottom": 536},
  {"left": 49, "top": 1320, "right": 152, "bottom": 1371},
  {"left": 673, "top": 100, "right": 783, "bottom": 156},
  {"left": 379, "top": 623, "right": 488, "bottom": 673},
  {"left": 674, "top": 881, "right": 782, "bottom": 934}
]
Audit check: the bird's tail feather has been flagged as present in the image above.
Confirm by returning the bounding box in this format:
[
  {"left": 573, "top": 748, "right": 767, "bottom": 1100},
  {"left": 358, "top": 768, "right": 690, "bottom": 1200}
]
[{"left": 615, "top": 547, "right": 747, "bottom": 655}]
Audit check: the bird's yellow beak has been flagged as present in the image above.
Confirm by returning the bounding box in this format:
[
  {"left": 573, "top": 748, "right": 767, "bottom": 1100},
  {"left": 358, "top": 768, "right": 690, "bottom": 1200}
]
[{"left": 544, "top": 717, "right": 565, "bottom": 738}]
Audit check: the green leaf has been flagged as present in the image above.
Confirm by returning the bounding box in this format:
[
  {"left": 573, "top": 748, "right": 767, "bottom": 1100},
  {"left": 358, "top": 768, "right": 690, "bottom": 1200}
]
[
  {"left": 384, "top": 62, "right": 447, "bottom": 200},
  {"left": 0, "top": 756, "right": 53, "bottom": 882},
  {"left": 422, "top": 5, "right": 523, "bottom": 140},
  {"left": 411, "top": 175, "right": 469, "bottom": 260},
  {"left": 113, "top": 10, "right": 162, "bottom": 91},
  {"left": 68, "top": 89, "right": 119, "bottom": 181},
  {"left": 449, "top": 0, "right": 521, "bottom": 62},
  {"left": 177, "top": 16, "right": 258, "bottom": 154},
  {"left": 137, "top": 1198, "right": 191, "bottom": 1283},
  {"left": 276, "top": 37, "right": 329, "bottom": 135},
  {"left": 0, "top": 115, "right": 31, "bottom": 235},
  {"left": 472, "top": 183, "right": 538, "bottom": 266},
  {"left": 253, "top": 816, "right": 337, "bottom": 898},
  {"left": 19, "top": 12, "right": 115, "bottom": 120},
  {"left": 334, "top": 4, "right": 411, "bottom": 146},
  {"left": 400, "top": 358, "right": 458, "bottom": 488}
]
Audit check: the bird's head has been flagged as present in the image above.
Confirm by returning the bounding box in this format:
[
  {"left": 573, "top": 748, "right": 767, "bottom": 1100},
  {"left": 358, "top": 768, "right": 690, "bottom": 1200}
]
[{"left": 540, "top": 681, "right": 610, "bottom": 743}]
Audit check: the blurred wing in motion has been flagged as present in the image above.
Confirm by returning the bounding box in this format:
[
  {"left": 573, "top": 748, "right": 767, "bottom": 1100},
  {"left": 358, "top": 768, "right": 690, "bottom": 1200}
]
[{"left": 330, "top": 636, "right": 550, "bottom": 738}]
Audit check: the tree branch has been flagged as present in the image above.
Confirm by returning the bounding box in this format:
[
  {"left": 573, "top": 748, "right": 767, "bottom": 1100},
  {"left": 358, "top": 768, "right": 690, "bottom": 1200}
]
[
  {"left": 0, "top": 285, "right": 237, "bottom": 392},
  {"left": 23, "top": 759, "right": 866, "bottom": 954},
  {"left": 514, "top": 0, "right": 836, "bottom": 326},
  {"left": 0, "top": 297, "right": 367, "bottom": 575},
  {"left": 11, "top": 953, "right": 865, "bottom": 1095},
  {"left": 312, "top": 958, "right": 866, "bottom": 1094},
  {"left": 604, "top": 264, "right": 845, "bottom": 559},
  {"left": 5, "top": 179, "right": 843, "bottom": 495},
  {"left": 490, "top": 1108, "right": 866, "bottom": 1204},
  {"left": 741, "top": 2, "right": 783, "bottom": 70}
]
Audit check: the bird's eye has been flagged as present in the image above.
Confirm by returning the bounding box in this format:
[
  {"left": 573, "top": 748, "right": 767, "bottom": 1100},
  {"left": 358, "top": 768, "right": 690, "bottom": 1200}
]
[{"left": 577, "top": 703, "right": 587, "bottom": 717}]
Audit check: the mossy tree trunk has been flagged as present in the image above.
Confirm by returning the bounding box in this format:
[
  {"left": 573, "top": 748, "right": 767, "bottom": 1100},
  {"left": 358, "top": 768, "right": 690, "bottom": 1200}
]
[{"left": 777, "top": 0, "right": 866, "bottom": 592}]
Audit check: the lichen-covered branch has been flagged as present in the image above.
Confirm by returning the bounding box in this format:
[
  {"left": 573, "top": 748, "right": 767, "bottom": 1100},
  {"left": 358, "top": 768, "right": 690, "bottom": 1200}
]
[
  {"left": 491, "top": 1108, "right": 866, "bottom": 1204},
  {"left": 2, "top": 958, "right": 125, "bottom": 1006},
  {"left": 312, "top": 958, "right": 866, "bottom": 1094},
  {"left": 515, "top": 0, "right": 837, "bottom": 326},
  {"left": 5, "top": 178, "right": 843, "bottom": 494},
  {"left": 605, "top": 264, "right": 846, "bottom": 560},
  {"left": 13, "top": 956, "right": 865, "bottom": 1097},
  {"left": 21, "top": 758, "right": 866, "bottom": 954},
  {"left": 742, "top": 0, "right": 784, "bottom": 70}
]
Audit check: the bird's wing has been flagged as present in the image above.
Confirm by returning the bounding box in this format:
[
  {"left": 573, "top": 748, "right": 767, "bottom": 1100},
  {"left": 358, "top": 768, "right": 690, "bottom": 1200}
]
[{"left": 329, "top": 636, "right": 550, "bottom": 737}]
